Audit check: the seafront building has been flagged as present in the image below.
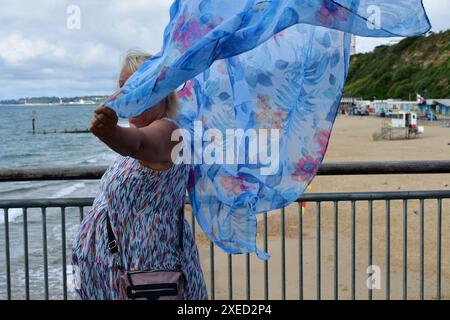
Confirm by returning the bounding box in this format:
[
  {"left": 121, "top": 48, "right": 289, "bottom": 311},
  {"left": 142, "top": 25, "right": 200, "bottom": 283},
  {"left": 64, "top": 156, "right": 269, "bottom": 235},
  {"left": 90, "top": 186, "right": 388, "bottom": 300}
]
[
  {"left": 420, "top": 99, "right": 450, "bottom": 116},
  {"left": 340, "top": 97, "right": 450, "bottom": 117}
]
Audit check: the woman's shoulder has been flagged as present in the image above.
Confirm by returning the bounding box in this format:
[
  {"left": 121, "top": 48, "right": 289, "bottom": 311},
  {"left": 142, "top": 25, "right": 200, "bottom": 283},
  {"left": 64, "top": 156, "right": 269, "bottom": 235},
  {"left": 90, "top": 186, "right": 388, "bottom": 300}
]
[{"left": 159, "top": 116, "right": 180, "bottom": 129}]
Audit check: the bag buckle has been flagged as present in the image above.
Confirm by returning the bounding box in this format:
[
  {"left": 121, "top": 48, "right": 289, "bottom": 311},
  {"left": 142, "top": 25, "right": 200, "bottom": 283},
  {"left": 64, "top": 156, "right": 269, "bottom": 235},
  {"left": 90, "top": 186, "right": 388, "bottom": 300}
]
[{"left": 108, "top": 240, "right": 119, "bottom": 253}]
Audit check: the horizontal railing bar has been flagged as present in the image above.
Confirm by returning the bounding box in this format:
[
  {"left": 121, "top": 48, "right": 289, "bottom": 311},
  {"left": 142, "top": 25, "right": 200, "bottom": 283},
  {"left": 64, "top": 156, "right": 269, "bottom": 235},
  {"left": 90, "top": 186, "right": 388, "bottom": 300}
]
[
  {"left": 1, "top": 190, "right": 450, "bottom": 209},
  {"left": 0, "top": 166, "right": 107, "bottom": 182},
  {"left": 0, "top": 198, "right": 95, "bottom": 208},
  {"left": 317, "top": 161, "right": 450, "bottom": 176},
  {"left": 298, "top": 190, "right": 450, "bottom": 202},
  {"left": 1, "top": 161, "right": 450, "bottom": 182}
]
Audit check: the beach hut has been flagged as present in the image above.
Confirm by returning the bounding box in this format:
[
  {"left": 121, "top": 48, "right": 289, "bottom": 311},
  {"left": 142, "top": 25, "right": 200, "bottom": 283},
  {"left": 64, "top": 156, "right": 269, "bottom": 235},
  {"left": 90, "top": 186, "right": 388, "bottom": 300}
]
[
  {"left": 419, "top": 99, "right": 450, "bottom": 116},
  {"left": 433, "top": 99, "right": 450, "bottom": 116}
]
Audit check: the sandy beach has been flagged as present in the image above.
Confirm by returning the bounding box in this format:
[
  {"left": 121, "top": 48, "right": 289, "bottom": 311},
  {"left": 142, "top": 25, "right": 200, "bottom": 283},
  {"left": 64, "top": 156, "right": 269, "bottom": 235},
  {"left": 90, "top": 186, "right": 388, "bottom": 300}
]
[{"left": 188, "top": 115, "right": 450, "bottom": 300}]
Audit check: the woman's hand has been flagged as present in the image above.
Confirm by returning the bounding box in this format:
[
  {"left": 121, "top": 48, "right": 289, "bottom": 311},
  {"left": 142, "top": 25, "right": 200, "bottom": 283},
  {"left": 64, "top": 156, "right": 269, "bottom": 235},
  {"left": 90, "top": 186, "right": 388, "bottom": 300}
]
[
  {"left": 90, "top": 107, "right": 119, "bottom": 139},
  {"left": 89, "top": 105, "right": 179, "bottom": 164}
]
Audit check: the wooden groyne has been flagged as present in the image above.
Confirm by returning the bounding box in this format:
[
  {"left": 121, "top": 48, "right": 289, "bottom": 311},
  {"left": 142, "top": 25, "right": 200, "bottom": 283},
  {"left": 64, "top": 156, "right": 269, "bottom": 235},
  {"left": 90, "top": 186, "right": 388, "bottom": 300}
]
[
  {"left": 31, "top": 111, "right": 90, "bottom": 134},
  {"left": 32, "top": 129, "right": 90, "bottom": 134}
]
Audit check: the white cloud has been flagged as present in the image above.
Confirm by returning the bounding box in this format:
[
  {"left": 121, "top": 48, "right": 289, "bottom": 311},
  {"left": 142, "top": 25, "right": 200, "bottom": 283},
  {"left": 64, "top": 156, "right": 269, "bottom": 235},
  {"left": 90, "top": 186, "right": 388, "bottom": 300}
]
[
  {"left": 0, "top": 0, "right": 448, "bottom": 99},
  {"left": 0, "top": 33, "right": 67, "bottom": 64},
  {"left": 0, "top": 0, "right": 172, "bottom": 98},
  {"left": 356, "top": 0, "right": 450, "bottom": 53}
]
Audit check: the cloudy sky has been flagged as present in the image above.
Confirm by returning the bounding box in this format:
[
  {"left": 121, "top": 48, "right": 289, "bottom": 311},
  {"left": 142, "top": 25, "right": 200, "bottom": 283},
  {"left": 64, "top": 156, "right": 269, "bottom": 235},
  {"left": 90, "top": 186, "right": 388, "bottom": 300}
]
[{"left": 0, "top": 0, "right": 449, "bottom": 100}]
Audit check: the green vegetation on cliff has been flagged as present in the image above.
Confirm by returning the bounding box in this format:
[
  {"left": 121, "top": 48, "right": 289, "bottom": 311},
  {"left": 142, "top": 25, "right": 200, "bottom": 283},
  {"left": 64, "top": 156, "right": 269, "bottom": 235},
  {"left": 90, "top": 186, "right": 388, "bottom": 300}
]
[{"left": 344, "top": 30, "right": 450, "bottom": 100}]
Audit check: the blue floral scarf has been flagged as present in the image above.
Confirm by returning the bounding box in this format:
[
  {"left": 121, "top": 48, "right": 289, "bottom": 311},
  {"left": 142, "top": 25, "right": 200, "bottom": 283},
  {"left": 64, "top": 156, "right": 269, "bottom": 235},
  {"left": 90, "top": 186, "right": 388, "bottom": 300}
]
[{"left": 106, "top": 0, "right": 430, "bottom": 259}]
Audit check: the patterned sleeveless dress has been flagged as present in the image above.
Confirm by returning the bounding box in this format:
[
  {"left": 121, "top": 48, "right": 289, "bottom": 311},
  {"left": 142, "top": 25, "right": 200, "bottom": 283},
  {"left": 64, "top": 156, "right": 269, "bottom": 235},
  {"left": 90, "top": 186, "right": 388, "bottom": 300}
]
[{"left": 71, "top": 153, "right": 208, "bottom": 300}]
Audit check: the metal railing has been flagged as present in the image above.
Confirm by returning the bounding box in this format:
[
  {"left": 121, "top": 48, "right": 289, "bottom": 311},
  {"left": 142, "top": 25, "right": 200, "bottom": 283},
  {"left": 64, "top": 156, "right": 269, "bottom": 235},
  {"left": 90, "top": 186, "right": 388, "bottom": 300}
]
[{"left": 0, "top": 161, "right": 449, "bottom": 300}]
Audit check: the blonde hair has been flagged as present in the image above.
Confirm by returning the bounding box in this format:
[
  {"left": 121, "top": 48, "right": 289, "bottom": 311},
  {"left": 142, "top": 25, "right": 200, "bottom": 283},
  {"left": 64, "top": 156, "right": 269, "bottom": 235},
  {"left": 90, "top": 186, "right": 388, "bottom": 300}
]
[{"left": 122, "top": 49, "right": 180, "bottom": 118}]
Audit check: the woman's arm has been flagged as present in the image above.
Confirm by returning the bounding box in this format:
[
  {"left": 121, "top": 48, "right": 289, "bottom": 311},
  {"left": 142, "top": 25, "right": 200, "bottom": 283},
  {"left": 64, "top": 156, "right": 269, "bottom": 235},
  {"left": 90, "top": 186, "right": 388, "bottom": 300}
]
[{"left": 90, "top": 107, "right": 179, "bottom": 163}]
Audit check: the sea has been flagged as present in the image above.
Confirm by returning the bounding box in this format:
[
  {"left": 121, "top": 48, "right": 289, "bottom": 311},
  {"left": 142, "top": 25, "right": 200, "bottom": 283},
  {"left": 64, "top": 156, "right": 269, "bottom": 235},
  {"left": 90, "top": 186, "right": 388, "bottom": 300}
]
[{"left": 0, "top": 104, "right": 125, "bottom": 299}]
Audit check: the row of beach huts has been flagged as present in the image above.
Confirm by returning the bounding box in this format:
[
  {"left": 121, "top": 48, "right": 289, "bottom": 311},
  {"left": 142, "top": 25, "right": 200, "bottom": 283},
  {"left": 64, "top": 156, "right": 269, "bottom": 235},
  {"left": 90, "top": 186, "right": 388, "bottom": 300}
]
[
  {"left": 341, "top": 97, "right": 450, "bottom": 118},
  {"left": 340, "top": 97, "right": 450, "bottom": 139}
]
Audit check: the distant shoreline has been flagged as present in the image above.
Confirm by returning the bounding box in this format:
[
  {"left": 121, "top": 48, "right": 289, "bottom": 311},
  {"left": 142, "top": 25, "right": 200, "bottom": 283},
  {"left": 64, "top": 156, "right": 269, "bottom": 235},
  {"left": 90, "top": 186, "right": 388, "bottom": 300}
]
[
  {"left": 0, "top": 103, "right": 99, "bottom": 106},
  {"left": 0, "top": 96, "right": 108, "bottom": 106}
]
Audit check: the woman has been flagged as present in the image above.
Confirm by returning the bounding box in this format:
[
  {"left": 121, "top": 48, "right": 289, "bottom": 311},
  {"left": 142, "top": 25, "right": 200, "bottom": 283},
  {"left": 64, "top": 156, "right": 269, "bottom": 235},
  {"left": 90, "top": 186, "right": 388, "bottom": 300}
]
[{"left": 71, "top": 50, "right": 208, "bottom": 300}]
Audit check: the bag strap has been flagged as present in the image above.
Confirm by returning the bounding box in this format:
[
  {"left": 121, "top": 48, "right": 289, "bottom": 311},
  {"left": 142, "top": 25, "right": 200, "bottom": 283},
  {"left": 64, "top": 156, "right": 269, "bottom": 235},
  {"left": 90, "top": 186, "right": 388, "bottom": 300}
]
[
  {"left": 178, "top": 205, "right": 185, "bottom": 253},
  {"left": 105, "top": 212, "right": 119, "bottom": 254},
  {"left": 106, "top": 205, "right": 185, "bottom": 266}
]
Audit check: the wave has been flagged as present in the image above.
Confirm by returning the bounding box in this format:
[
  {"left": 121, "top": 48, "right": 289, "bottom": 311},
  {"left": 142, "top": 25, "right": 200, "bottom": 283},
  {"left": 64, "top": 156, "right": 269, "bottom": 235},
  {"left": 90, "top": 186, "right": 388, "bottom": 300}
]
[
  {"left": 0, "top": 264, "right": 75, "bottom": 300},
  {"left": 51, "top": 182, "right": 86, "bottom": 198},
  {"left": 0, "top": 152, "right": 47, "bottom": 161},
  {"left": 0, "top": 182, "right": 86, "bottom": 225},
  {"left": 0, "top": 180, "right": 56, "bottom": 196},
  {"left": 0, "top": 208, "right": 23, "bottom": 224},
  {"left": 80, "top": 152, "right": 116, "bottom": 165}
]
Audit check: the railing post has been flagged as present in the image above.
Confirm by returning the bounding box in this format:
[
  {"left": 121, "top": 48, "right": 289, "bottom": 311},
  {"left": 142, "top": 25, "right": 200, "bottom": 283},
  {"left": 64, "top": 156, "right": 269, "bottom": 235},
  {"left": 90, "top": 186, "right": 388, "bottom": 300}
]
[
  {"left": 23, "top": 208, "right": 29, "bottom": 300},
  {"left": 403, "top": 200, "right": 408, "bottom": 300},
  {"left": 61, "top": 207, "right": 67, "bottom": 300},
  {"left": 209, "top": 242, "right": 215, "bottom": 300},
  {"left": 264, "top": 211, "right": 269, "bottom": 300},
  {"left": 334, "top": 201, "right": 339, "bottom": 301},
  {"left": 4, "top": 208, "right": 11, "bottom": 300},
  {"left": 42, "top": 207, "right": 49, "bottom": 300},
  {"left": 298, "top": 204, "right": 303, "bottom": 300},
  {"left": 246, "top": 253, "right": 251, "bottom": 300},
  {"left": 191, "top": 211, "right": 196, "bottom": 236},
  {"left": 228, "top": 254, "right": 233, "bottom": 300},
  {"left": 386, "top": 200, "right": 391, "bottom": 300},
  {"left": 79, "top": 206, "right": 84, "bottom": 224},
  {"left": 436, "top": 199, "right": 442, "bottom": 300},
  {"left": 316, "top": 202, "right": 321, "bottom": 300},
  {"left": 368, "top": 200, "right": 373, "bottom": 300},
  {"left": 281, "top": 208, "right": 286, "bottom": 300},
  {"left": 351, "top": 201, "right": 356, "bottom": 300},
  {"left": 420, "top": 199, "right": 425, "bottom": 300}
]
